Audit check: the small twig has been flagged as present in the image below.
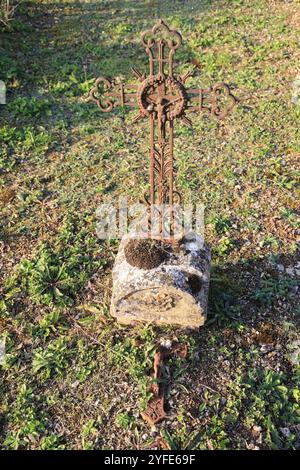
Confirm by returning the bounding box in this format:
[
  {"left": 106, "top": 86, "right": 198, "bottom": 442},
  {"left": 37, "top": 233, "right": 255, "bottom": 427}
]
[
  {"left": 0, "top": 0, "right": 23, "bottom": 26},
  {"left": 197, "top": 383, "right": 219, "bottom": 394}
]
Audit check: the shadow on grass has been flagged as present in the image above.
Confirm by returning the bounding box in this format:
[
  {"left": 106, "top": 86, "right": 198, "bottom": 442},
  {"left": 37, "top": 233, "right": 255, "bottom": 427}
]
[
  {"left": 205, "top": 250, "right": 299, "bottom": 331},
  {"left": 0, "top": 0, "right": 216, "bottom": 127}
]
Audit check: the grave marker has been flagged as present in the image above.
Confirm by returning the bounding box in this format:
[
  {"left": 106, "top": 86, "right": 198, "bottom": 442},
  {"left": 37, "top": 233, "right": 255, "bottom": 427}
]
[
  {"left": 88, "top": 19, "right": 237, "bottom": 243},
  {"left": 87, "top": 20, "right": 238, "bottom": 328}
]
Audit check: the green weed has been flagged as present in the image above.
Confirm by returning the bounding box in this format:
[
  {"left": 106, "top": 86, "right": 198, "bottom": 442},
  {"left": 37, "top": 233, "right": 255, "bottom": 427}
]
[{"left": 32, "top": 336, "right": 72, "bottom": 380}]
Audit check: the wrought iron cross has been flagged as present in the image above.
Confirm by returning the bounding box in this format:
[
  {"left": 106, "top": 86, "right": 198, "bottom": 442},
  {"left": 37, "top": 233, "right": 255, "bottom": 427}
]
[{"left": 88, "top": 19, "right": 237, "bottom": 243}]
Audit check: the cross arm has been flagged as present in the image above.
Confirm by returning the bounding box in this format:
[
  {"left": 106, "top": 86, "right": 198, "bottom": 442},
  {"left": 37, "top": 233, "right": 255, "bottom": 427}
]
[
  {"left": 88, "top": 76, "right": 139, "bottom": 112},
  {"left": 186, "top": 82, "right": 238, "bottom": 120}
]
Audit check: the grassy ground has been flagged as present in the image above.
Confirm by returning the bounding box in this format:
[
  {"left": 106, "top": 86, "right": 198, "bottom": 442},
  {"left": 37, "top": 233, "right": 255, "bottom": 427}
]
[{"left": 0, "top": 0, "right": 300, "bottom": 450}]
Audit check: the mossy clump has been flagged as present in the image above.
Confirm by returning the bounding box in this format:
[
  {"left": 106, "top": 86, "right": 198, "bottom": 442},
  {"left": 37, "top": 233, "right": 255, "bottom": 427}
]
[{"left": 124, "top": 238, "right": 169, "bottom": 270}]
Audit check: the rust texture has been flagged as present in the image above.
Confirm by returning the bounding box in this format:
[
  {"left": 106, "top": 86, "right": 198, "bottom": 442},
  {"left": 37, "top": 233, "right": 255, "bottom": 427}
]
[
  {"left": 88, "top": 19, "right": 238, "bottom": 243},
  {"left": 140, "top": 341, "right": 188, "bottom": 428}
]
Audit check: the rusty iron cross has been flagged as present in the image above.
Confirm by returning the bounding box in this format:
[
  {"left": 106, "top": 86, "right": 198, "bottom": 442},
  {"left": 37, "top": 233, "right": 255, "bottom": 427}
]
[{"left": 88, "top": 19, "right": 237, "bottom": 243}]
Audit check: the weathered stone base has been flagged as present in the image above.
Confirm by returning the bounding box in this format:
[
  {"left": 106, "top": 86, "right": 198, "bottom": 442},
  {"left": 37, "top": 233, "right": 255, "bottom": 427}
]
[{"left": 110, "top": 233, "right": 211, "bottom": 329}]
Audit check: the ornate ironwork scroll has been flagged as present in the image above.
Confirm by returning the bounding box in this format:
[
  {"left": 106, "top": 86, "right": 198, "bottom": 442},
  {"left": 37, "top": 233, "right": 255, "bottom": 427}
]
[{"left": 88, "top": 19, "right": 238, "bottom": 243}]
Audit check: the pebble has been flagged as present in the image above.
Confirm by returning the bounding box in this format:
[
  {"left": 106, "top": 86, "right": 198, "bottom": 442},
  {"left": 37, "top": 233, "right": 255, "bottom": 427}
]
[
  {"left": 260, "top": 344, "right": 273, "bottom": 353},
  {"left": 160, "top": 339, "right": 172, "bottom": 349},
  {"left": 286, "top": 267, "right": 294, "bottom": 276},
  {"left": 246, "top": 442, "right": 260, "bottom": 450},
  {"left": 252, "top": 425, "right": 262, "bottom": 434},
  {"left": 70, "top": 380, "right": 80, "bottom": 388},
  {"left": 291, "top": 285, "right": 298, "bottom": 294},
  {"left": 280, "top": 427, "right": 290, "bottom": 438}
]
